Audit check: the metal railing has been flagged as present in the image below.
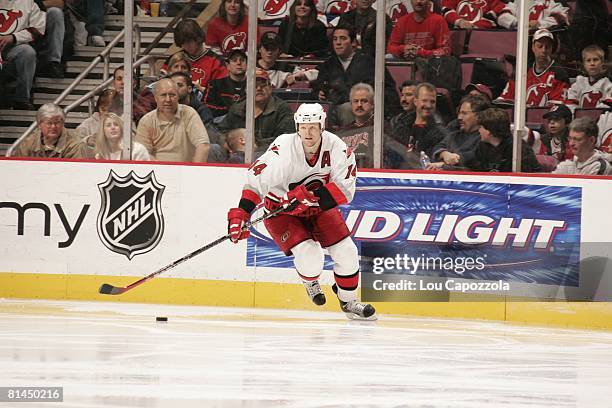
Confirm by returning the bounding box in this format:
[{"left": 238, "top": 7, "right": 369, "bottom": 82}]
[{"left": 6, "top": 0, "right": 197, "bottom": 157}]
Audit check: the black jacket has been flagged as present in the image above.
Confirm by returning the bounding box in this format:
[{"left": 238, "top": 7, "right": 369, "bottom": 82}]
[
  {"left": 389, "top": 111, "right": 449, "bottom": 158},
  {"left": 204, "top": 76, "right": 246, "bottom": 118},
  {"left": 464, "top": 138, "right": 542, "bottom": 173},
  {"left": 277, "top": 18, "right": 330, "bottom": 58},
  {"left": 432, "top": 128, "right": 481, "bottom": 166},
  {"left": 314, "top": 50, "right": 401, "bottom": 118}
]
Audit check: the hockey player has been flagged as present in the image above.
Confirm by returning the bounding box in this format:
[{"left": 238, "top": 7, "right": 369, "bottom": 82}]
[{"left": 226, "top": 103, "right": 376, "bottom": 320}]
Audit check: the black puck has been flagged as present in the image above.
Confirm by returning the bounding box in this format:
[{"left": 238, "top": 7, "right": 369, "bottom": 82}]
[{"left": 156, "top": 316, "right": 168, "bottom": 322}]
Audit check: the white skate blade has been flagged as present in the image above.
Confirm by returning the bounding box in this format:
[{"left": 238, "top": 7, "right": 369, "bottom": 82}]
[{"left": 344, "top": 312, "right": 378, "bottom": 321}]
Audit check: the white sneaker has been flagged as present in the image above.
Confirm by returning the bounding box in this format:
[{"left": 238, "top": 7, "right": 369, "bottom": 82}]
[
  {"left": 89, "top": 35, "right": 106, "bottom": 47},
  {"left": 303, "top": 280, "right": 326, "bottom": 306}
]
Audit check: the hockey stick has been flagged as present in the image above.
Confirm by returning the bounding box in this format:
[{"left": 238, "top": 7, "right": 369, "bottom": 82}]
[{"left": 98, "top": 206, "right": 286, "bottom": 295}]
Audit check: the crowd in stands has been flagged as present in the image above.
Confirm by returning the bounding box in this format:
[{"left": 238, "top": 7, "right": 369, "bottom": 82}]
[{"left": 3, "top": 0, "right": 611, "bottom": 175}]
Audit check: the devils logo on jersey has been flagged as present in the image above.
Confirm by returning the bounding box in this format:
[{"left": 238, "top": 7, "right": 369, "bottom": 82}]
[
  {"left": 222, "top": 32, "right": 247, "bottom": 53},
  {"left": 262, "top": 0, "right": 291, "bottom": 17},
  {"left": 325, "top": 0, "right": 351, "bottom": 14},
  {"left": 0, "top": 9, "right": 24, "bottom": 35},
  {"left": 580, "top": 91, "right": 604, "bottom": 109},
  {"left": 457, "top": 0, "right": 486, "bottom": 22},
  {"left": 389, "top": 3, "right": 409, "bottom": 23},
  {"left": 526, "top": 83, "right": 550, "bottom": 106}
]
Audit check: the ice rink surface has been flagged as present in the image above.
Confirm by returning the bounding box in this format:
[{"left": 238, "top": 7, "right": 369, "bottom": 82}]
[{"left": 1, "top": 299, "right": 611, "bottom": 408}]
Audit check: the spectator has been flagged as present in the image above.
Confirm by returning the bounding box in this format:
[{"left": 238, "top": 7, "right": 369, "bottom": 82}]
[
  {"left": 133, "top": 53, "right": 205, "bottom": 122},
  {"left": 430, "top": 95, "right": 489, "bottom": 170},
  {"left": 256, "top": 32, "right": 296, "bottom": 88},
  {"left": 278, "top": 0, "right": 330, "bottom": 59},
  {"left": 91, "top": 112, "right": 150, "bottom": 160},
  {"left": 69, "top": 0, "right": 106, "bottom": 46},
  {"left": 465, "top": 83, "right": 493, "bottom": 103},
  {"left": 11, "top": 103, "right": 86, "bottom": 158},
  {"left": 169, "top": 72, "right": 214, "bottom": 128},
  {"left": 542, "top": 104, "right": 573, "bottom": 163},
  {"left": 389, "top": 82, "right": 448, "bottom": 159},
  {"left": 441, "top": 0, "right": 505, "bottom": 30},
  {"left": 206, "top": 0, "right": 254, "bottom": 55},
  {"left": 338, "top": 0, "right": 393, "bottom": 58},
  {"left": 387, "top": 0, "right": 450, "bottom": 60},
  {"left": 0, "top": 0, "right": 46, "bottom": 110},
  {"left": 168, "top": 72, "right": 225, "bottom": 162},
  {"left": 172, "top": 19, "right": 228, "bottom": 92},
  {"left": 497, "top": 0, "right": 569, "bottom": 31},
  {"left": 314, "top": 24, "right": 401, "bottom": 127},
  {"left": 567, "top": 45, "right": 612, "bottom": 110},
  {"left": 35, "top": 0, "right": 65, "bottom": 78},
  {"left": 112, "top": 66, "right": 124, "bottom": 94},
  {"left": 553, "top": 117, "right": 612, "bottom": 175},
  {"left": 218, "top": 69, "right": 295, "bottom": 152},
  {"left": 85, "top": 0, "right": 105, "bottom": 47},
  {"left": 390, "top": 79, "right": 419, "bottom": 134},
  {"left": 76, "top": 88, "right": 117, "bottom": 140},
  {"left": 135, "top": 79, "right": 211, "bottom": 162},
  {"left": 496, "top": 29, "right": 569, "bottom": 107},
  {"left": 597, "top": 111, "right": 611, "bottom": 153},
  {"left": 567, "top": 0, "right": 609, "bottom": 63},
  {"left": 225, "top": 127, "right": 246, "bottom": 163},
  {"left": 205, "top": 48, "right": 247, "bottom": 118},
  {"left": 464, "top": 107, "right": 541, "bottom": 172},
  {"left": 336, "top": 83, "right": 376, "bottom": 167}
]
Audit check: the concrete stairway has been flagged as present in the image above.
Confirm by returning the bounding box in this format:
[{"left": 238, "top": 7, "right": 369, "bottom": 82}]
[{"left": 0, "top": 14, "right": 177, "bottom": 155}]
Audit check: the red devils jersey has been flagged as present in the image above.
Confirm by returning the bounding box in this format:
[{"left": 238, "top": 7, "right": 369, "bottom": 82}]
[
  {"left": 387, "top": 11, "right": 451, "bottom": 58},
  {"left": 567, "top": 75, "right": 612, "bottom": 109},
  {"left": 206, "top": 17, "right": 257, "bottom": 55},
  {"left": 497, "top": 61, "right": 569, "bottom": 107},
  {"left": 171, "top": 49, "right": 228, "bottom": 91},
  {"left": 241, "top": 131, "right": 357, "bottom": 212},
  {"left": 384, "top": 0, "right": 412, "bottom": 24},
  {"left": 259, "top": 0, "right": 293, "bottom": 20},
  {"left": 498, "top": 0, "right": 568, "bottom": 30},
  {"left": 316, "top": 0, "right": 352, "bottom": 15},
  {"left": 442, "top": 0, "right": 505, "bottom": 29}
]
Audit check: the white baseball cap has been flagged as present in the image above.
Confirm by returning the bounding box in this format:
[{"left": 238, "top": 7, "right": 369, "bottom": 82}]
[{"left": 533, "top": 28, "right": 554, "bottom": 42}]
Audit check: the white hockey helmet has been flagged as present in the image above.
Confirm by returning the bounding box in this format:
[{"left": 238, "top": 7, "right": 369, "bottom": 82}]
[{"left": 294, "top": 103, "right": 326, "bottom": 132}]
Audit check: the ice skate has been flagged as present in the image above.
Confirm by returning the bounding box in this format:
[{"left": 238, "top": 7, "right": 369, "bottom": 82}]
[
  {"left": 332, "top": 284, "right": 377, "bottom": 321},
  {"left": 303, "top": 280, "right": 326, "bottom": 306}
]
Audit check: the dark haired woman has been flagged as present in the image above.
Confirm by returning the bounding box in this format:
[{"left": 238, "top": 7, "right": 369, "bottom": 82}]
[{"left": 277, "top": 0, "right": 330, "bottom": 58}]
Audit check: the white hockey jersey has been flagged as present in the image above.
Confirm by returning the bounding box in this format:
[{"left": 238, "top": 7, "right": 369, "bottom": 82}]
[
  {"left": 0, "top": 0, "right": 46, "bottom": 45},
  {"left": 566, "top": 75, "right": 612, "bottom": 110},
  {"left": 242, "top": 131, "right": 357, "bottom": 211},
  {"left": 497, "top": 0, "right": 568, "bottom": 30}
]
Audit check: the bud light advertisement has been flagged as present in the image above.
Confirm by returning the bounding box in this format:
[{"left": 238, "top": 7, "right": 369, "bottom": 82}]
[{"left": 247, "top": 177, "right": 581, "bottom": 287}]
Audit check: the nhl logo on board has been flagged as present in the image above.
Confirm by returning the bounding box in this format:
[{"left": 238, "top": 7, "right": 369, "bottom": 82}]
[{"left": 97, "top": 170, "right": 165, "bottom": 259}]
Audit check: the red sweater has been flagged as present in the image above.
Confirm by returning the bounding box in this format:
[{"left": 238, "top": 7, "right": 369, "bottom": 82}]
[
  {"left": 387, "top": 11, "right": 451, "bottom": 58},
  {"left": 206, "top": 17, "right": 259, "bottom": 55}
]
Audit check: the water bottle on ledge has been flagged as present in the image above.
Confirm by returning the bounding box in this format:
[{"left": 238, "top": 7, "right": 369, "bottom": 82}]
[
  {"left": 420, "top": 151, "right": 431, "bottom": 169},
  {"left": 160, "top": 0, "right": 169, "bottom": 16}
]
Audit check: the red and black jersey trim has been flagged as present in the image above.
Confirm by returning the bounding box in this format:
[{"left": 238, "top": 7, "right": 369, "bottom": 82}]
[
  {"left": 297, "top": 270, "right": 320, "bottom": 281},
  {"left": 314, "top": 182, "right": 347, "bottom": 210},
  {"left": 239, "top": 189, "right": 261, "bottom": 214},
  {"left": 334, "top": 270, "right": 359, "bottom": 291}
]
